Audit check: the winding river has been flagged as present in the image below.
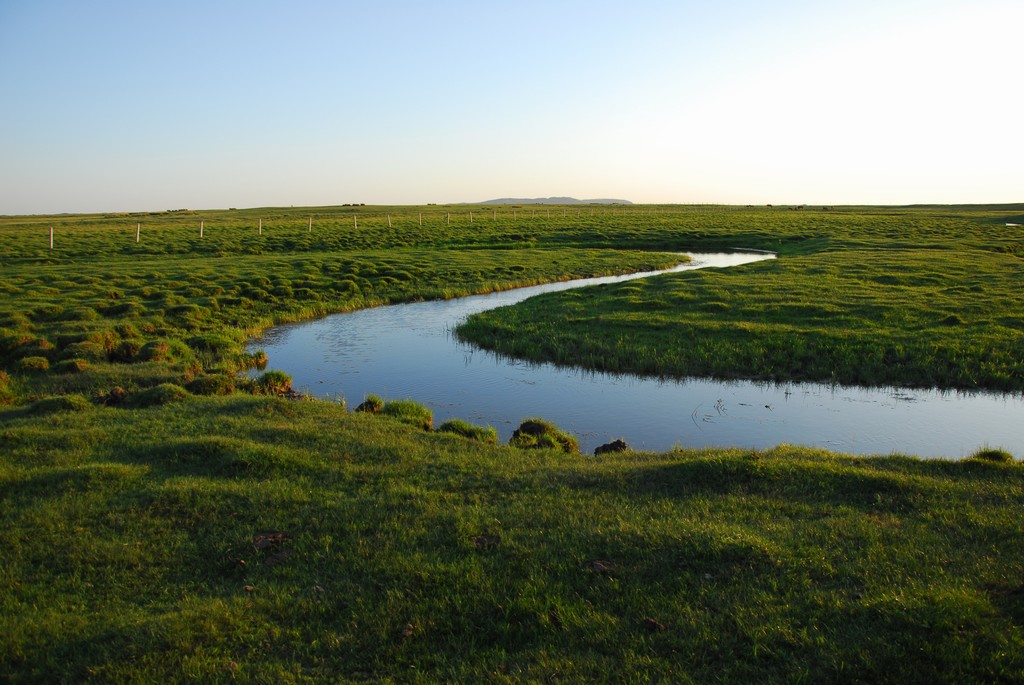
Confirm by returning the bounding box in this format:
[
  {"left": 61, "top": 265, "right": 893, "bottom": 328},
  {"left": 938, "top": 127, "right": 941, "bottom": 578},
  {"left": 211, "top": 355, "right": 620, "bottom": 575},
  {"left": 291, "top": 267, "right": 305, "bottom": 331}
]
[{"left": 251, "top": 253, "right": 1024, "bottom": 459}]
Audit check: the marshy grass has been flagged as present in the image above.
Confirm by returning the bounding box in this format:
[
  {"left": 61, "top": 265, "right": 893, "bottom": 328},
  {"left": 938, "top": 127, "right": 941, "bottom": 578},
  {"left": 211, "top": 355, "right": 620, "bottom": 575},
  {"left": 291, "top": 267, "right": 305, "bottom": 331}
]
[
  {"left": 2, "top": 203, "right": 1024, "bottom": 681},
  {"left": 251, "top": 370, "right": 293, "bottom": 396},
  {"left": 968, "top": 447, "right": 1015, "bottom": 463},
  {"left": 459, "top": 247, "right": 1024, "bottom": 391},
  {"left": 27, "top": 393, "right": 92, "bottom": 415},
  {"left": 437, "top": 418, "right": 499, "bottom": 444},
  {"left": 0, "top": 394, "right": 1021, "bottom": 682},
  {"left": 509, "top": 418, "right": 580, "bottom": 453},
  {"left": 355, "top": 393, "right": 384, "bottom": 414},
  {"left": 125, "top": 382, "right": 190, "bottom": 408},
  {"left": 381, "top": 398, "right": 433, "bottom": 431}
]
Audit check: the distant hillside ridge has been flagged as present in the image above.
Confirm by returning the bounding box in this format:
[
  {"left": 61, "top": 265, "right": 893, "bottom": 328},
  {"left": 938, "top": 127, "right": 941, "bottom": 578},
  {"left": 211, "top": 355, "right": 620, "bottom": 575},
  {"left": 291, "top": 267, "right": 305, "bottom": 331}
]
[{"left": 474, "top": 197, "right": 632, "bottom": 205}]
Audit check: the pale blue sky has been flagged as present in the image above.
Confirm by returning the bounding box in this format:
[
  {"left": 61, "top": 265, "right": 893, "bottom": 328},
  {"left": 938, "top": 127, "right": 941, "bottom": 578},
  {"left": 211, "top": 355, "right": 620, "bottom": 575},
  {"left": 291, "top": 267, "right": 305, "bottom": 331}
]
[{"left": 1, "top": 0, "right": 1020, "bottom": 214}]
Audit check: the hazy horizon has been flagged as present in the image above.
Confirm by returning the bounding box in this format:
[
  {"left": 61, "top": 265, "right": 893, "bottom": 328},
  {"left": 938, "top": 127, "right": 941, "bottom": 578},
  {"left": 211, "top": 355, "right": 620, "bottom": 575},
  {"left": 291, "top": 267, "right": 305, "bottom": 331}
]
[{"left": 2, "top": 1, "right": 1021, "bottom": 215}]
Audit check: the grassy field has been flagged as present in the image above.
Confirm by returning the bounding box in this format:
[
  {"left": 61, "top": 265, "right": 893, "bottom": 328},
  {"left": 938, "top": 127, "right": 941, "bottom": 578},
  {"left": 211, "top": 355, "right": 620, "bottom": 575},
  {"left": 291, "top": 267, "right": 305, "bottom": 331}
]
[
  {"left": 3, "top": 394, "right": 1023, "bottom": 683},
  {"left": 0, "top": 204, "right": 681, "bottom": 404},
  {"left": 2, "top": 203, "right": 1023, "bottom": 682},
  {"left": 458, "top": 206, "right": 1024, "bottom": 391}
]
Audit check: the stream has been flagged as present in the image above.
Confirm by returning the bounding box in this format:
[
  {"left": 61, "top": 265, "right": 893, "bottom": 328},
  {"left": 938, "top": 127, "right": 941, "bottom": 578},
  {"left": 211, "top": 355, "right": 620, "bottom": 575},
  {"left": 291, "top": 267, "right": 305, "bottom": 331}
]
[{"left": 250, "top": 253, "right": 1024, "bottom": 458}]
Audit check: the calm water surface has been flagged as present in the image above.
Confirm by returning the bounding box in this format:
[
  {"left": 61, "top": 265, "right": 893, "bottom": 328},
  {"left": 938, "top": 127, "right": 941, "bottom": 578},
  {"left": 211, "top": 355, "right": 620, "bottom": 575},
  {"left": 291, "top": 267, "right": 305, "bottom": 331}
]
[{"left": 251, "top": 253, "right": 1024, "bottom": 458}]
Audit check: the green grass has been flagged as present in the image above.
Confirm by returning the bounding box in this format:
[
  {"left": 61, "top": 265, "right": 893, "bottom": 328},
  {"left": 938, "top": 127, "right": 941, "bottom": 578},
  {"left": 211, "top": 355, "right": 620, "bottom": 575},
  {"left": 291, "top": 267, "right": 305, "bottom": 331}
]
[
  {"left": 460, "top": 243, "right": 1024, "bottom": 391},
  {"left": 0, "top": 395, "right": 1022, "bottom": 682},
  {"left": 437, "top": 418, "right": 499, "bottom": 444},
  {"left": 509, "top": 418, "right": 581, "bottom": 454},
  {"left": 2, "top": 202, "right": 1024, "bottom": 681},
  {"left": 0, "top": 209, "right": 682, "bottom": 406},
  {"left": 381, "top": 398, "right": 433, "bottom": 431}
]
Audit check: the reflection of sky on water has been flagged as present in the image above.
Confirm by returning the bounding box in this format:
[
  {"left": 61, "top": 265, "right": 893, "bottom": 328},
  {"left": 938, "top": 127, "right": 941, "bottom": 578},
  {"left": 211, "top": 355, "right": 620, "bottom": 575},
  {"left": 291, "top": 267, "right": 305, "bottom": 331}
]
[{"left": 251, "top": 254, "right": 1024, "bottom": 459}]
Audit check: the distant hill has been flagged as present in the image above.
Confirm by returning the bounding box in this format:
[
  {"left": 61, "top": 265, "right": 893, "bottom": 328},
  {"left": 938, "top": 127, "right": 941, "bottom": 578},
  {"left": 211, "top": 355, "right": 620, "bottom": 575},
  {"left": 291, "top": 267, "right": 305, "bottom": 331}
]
[{"left": 474, "top": 197, "right": 632, "bottom": 205}]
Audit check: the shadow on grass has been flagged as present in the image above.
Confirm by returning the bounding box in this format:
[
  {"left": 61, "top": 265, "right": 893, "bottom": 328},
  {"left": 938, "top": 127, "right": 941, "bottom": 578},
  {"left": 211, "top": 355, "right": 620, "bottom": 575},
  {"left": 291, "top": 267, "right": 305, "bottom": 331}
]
[{"left": 605, "top": 454, "right": 933, "bottom": 514}]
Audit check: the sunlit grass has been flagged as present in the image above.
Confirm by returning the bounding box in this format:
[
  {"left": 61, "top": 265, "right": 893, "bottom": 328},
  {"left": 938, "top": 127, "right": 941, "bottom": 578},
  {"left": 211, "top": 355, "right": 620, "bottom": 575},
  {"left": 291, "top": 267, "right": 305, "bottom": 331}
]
[
  {"left": 2, "top": 202, "right": 1024, "bottom": 681},
  {"left": 460, "top": 247, "right": 1024, "bottom": 391},
  {"left": 1, "top": 395, "right": 1021, "bottom": 682}
]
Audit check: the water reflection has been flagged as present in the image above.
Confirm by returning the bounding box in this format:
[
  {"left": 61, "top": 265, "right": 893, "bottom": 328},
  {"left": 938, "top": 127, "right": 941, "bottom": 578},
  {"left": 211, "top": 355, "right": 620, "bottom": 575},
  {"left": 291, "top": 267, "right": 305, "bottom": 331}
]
[{"left": 251, "top": 253, "right": 1024, "bottom": 459}]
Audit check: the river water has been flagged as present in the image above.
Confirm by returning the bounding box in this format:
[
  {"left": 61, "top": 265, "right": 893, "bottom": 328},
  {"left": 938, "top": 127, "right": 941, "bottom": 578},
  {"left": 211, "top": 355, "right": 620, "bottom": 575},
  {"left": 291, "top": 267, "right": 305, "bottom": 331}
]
[{"left": 251, "top": 253, "right": 1024, "bottom": 459}]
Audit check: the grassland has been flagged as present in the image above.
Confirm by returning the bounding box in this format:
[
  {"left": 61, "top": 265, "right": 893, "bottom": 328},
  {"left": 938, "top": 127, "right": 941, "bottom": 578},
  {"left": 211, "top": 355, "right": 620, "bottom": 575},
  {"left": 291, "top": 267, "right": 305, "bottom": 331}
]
[
  {"left": 2, "top": 203, "right": 1023, "bottom": 682},
  {"left": 458, "top": 205, "right": 1024, "bottom": 391},
  {"left": 458, "top": 248, "right": 1024, "bottom": 390}
]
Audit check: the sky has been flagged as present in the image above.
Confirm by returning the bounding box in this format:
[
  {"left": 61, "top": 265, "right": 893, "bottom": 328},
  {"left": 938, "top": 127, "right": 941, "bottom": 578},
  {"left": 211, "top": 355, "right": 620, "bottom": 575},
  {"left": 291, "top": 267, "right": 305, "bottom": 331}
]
[{"left": 1, "top": 0, "right": 1021, "bottom": 214}]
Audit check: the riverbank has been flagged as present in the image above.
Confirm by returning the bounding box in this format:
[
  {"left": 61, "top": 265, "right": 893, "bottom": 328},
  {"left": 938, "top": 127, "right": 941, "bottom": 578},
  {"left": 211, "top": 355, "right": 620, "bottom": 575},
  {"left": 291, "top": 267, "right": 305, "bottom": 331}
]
[
  {"left": 253, "top": 252, "right": 1024, "bottom": 458},
  {"left": 458, "top": 248, "right": 1024, "bottom": 392},
  {"left": 2, "top": 393, "right": 1022, "bottom": 682}
]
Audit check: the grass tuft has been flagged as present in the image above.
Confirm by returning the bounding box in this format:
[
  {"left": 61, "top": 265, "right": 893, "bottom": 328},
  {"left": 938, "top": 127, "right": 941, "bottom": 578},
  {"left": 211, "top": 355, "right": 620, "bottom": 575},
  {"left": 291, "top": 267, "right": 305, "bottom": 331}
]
[
  {"left": 186, "top": 373, "right": 236, "bottom": 396},
  {"left": 28, "top": 393, "right": 92, "bottom": 414},
  {"left": 252, "top": 370, "right": 292, "bottom": 396},
  {"left": 510, "top": 417, "right": 580, "bottom": 453},
  {"left": 53, "top": 358, "right": 90, "bottom": 374},
  {"left": 382, "top": 398, "right": 433, "bottom": 431},
  {"left": 16, "top": 356, "right": 50, "bottom": 372},
  {"left": 127, "top": 382, "right": 189, "bottom": 407},
  {"left": 355, "top": 393, "right": 384, "bottom": 414},
  {"left": 968, "top": 447, "right": 1015, "bottom": 464},
  {"left": 437, "top": 418, "right": 499, "bottom": 444}
]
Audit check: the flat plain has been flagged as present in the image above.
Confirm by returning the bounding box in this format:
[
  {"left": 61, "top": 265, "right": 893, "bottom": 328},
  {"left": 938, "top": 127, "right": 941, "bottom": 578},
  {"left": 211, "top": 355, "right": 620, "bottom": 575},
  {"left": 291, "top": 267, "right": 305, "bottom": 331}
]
[{"left": 1, "top": 203, "right": 1022, "bottom": 683}]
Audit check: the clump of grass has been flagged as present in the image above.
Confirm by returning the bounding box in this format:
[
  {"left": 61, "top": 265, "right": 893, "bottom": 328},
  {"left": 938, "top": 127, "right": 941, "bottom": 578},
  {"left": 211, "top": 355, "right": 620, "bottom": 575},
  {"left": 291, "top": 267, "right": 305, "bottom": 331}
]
[
  {"left": 252, "top": 370, "right": 293, "bottom": 396},
  {"left": 355, "top": 394, "right": 384, "bottom": 414},
  {"left": 109, "top": 339, "right": 143, "bottom": 362},
  {"left": 59, "top": 340, "right": 106, "bottom": 361},
  {"left": 382, "top": 398, "right": 433, "bottom": 430},
  {"left": 53, "top": 358, "right": 90, "bottom": 374},
  {"left": 968, "top": 447, "right": 1015, "bottom": 463},
  {"left": 186, "top": 333, "right": 239, "bottom": 359},
  {"left": 137, "top": 339, "right": 196, "bottom": 364},
  {"left": 137, "top": 340, "right": 171, "bottom": 362},
  {"left": 103, "top": 300, "right": 145, "bottom": 317},
  {"left": 509, "top": 418, "right": 579, "bottom": 453},
  {"left": 438, "top": 418, "right": 499, "bottom": 444},
  {"left": 28, "top": 393, "right": 92, "bottom": 414},
  {"left": 0, "top": 330, "right": 34, "bottom": 355},
  {"left": 97, "top": 386, "right": 129, "bottom": 406},
  {"left": 127, "top": 383, "right": 189, "bottom": 407},
  {"left": 0, "top": 370, "right": 14, "bottom": 405},
  {"left": 186, "top": 373, "right": 236, "bottom": 396},
  {"left": 16, "top": 356, "right": 50, "bottom": 372},
  {"left": 58, "top": 306, "right": 99, "bottom": 322},
  {"left": 237, "top": 349, "right": 269, "bottom": 372}
]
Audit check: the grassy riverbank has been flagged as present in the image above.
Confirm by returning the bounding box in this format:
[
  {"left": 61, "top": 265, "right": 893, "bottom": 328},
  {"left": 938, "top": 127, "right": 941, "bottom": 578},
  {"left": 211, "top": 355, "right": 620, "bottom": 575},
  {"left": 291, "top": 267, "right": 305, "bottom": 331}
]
[
  {"left": 2, "top": 203, "right": 1023, "bottom": 682},
  {"left": 3, "top": 394, "right": 1023, "bottom": 683},
  {"left": 459, "top": 206, "right": 1024, "bottom": 391}
]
